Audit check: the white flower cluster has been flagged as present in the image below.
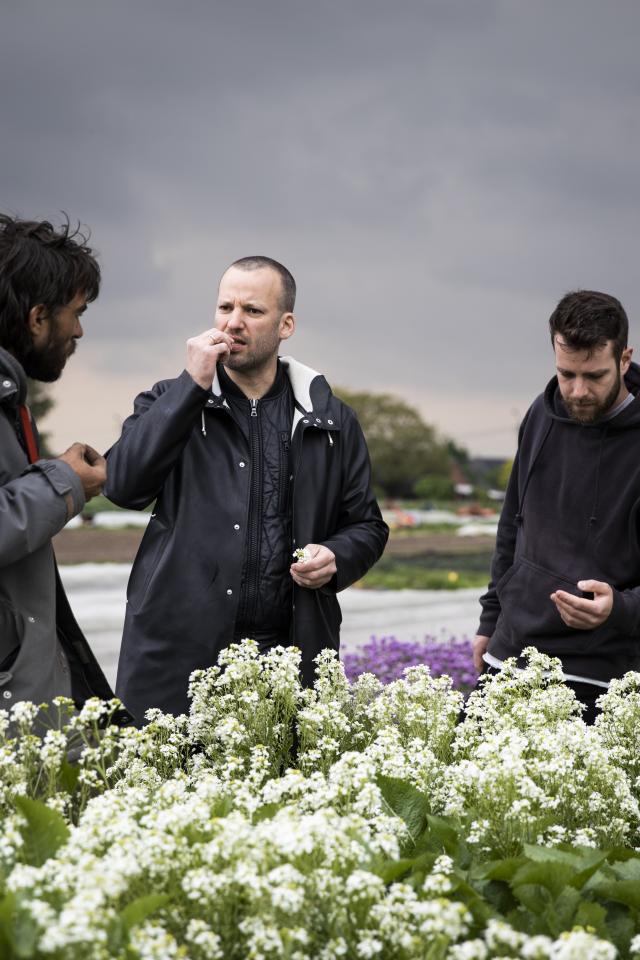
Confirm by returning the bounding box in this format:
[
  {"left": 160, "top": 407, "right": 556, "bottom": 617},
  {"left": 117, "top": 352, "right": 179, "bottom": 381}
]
[{"left": 0, "top": 643, "right": 637, "bottom": 958}]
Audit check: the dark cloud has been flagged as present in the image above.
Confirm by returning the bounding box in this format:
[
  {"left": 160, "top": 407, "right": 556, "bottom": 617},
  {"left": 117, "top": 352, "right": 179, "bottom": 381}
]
[{"left": 2, "top": 0, "right": 639, "bottom": 454}]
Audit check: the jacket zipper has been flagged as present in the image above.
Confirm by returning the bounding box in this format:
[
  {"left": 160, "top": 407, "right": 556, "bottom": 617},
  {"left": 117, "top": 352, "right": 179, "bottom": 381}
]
[
  {"left": 242, "top": 398, "right": 262, "bottom": 627},
  {"left": 279, "top": 432, "right": 290, "bottom": 513}
]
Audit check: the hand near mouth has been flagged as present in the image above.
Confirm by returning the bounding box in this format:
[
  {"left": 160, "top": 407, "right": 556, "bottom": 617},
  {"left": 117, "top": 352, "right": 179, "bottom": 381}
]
[{"left": 186, "top": 327, "right": 233, "bottom": 389}]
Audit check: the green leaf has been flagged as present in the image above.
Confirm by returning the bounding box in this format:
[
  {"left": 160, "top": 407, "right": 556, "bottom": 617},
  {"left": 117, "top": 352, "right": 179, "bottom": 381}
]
[
  {"left": 511, "top": 862, "right": 575, "bottom": 899},
  {"left": 377, "top": 776, "right": 429, "bottom": 845},
  {"left": 252, "top": 802, "right": 281, "bottom": 824},
  {"left": 573, "top": 901, "right": 609, "bottom": 937},
  {"left": 522, "top": 844, "right": 608, "bottom": 888},
  {"left": 374, "top": 858, "right": 416, "bottom": 884},
  {"left": 425, "top": 815, "right": 464, "bottom": 857},
  {"left": 590, "top": 879, "right": 640, "bottom": 911},
  {"left": 120, "top": 894, "right": 170, "bottom": 934},
  {"left": 0, "top": 893, "right": 16, "bottom": 959},
  {"left": 477, "top": 857, "right": 527, "bottom": 883},
  {"left": 13, "top": 796, "right": 69, "bottom": 867},
  {"left": 58, "top": 756, "right": 81, "bottom": 794}
]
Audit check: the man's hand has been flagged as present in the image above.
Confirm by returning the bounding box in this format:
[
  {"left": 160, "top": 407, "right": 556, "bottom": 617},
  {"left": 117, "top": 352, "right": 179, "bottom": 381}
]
[
  {"left": 186, "top": 328, "right": 234, "bottom": 390},
  {"left": 550, "top": 580, "right": 613, "bottom": 629},
  {"left": 58, "top": 443, "right": 107, "bottom": 500},
  {"left": 290, "top": 543, "right": 337, "bottom": 589},
  {"left": 473, "top": 635, "right": 490, "bottom": 672}
]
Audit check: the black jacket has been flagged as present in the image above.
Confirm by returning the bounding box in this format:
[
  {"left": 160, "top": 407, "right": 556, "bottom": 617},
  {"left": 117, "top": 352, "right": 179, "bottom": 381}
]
[
  {"left": 479, "top": 363, "right": 640, "bottom": 682},
  {"left": 106, "top": 357, "right": 388, "bottom": 722},
  {"left": 0, "top": 348, "right": 118, "bottom": 711}
]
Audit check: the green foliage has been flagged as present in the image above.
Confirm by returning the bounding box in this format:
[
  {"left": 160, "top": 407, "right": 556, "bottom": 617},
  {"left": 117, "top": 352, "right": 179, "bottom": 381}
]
[
  {"left": 413, "top": 475, "right": 456, "bottom": 501},
  {"left": 13, "top": 796, "right": 69, "bottom": 867},
  {"left": 335, "top": 387, "right": 454, "bottom": 498},
  {"left": 497, "top": 457, "right": 514, "bottom": 490},
  {"left": 26, "top": 380, "right": 54, "bottom": 457}
]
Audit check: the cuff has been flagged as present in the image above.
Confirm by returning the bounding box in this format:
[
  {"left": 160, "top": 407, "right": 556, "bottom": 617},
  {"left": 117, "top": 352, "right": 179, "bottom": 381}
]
[
  {"left": 30, "top": 459, "right": 86, "bottom": 521},
  {"left": 608, "top": 587, "right": 640, "bottom": 636}
]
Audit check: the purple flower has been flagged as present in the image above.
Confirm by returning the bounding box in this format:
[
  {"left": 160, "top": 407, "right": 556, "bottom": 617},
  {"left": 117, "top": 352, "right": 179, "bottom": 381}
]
[{"left": 342, "top": 634, "right": 477, "bottom": 690}]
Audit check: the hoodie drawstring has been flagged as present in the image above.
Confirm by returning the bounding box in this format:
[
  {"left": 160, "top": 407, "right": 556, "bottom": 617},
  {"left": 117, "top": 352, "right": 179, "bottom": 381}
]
[
  {"left": 201, "top": 411, "right": 207, "bottom": 437},
  {"left": 515, "top": 421, "right": 554, "bottom": 525}
]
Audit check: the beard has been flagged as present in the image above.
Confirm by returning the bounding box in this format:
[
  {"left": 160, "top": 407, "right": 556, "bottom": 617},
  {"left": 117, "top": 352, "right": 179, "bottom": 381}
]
[
  {"left": 22, "top": 333, "right": 76, "bottom": 382},
  {"left": 223, "top": 329, "right": 281, "bottom": 375},
  {"left": 563, "top": 371, "right": 622, "bottom": 424}
]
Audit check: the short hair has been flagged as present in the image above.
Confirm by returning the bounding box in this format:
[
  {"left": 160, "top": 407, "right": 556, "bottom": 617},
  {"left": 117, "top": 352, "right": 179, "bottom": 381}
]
[
  {"left": 0, "top": 214, "right": 100, "bottom": 359},
  {"left": 549, "top": 289, "right": 629, "bottom": 364},
  {"left": 229, "top": 255, "right": 296, "bottom": 313}
]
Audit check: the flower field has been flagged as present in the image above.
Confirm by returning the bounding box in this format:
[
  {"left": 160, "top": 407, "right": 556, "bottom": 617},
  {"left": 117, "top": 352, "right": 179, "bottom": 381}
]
[
  {"left": 342, "top": 635, "right": 476, "bottom": 690},
  {"left": 2, "top": 644, "right": 640, "bottom": 958}
]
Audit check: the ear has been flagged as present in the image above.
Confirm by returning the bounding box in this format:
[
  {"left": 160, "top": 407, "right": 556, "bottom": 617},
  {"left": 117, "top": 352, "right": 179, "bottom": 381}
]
[
  {"left": 278, "top": 312, "right": 295, "bottom": 342},
  {"left": 27, "top": 304, "right": 51, "bottom": 345},
  {"left": 621, "top": 346, "right": 633, "bottom": 374}
]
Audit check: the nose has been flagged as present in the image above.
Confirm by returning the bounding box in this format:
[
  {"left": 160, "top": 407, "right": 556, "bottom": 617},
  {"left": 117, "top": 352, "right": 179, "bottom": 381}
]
[
  {"left": 75, "top": 319, "right": 84, "bottom": 339},
  {"left": 226, "top": 309, "right": 244, "bottom": 332},
  {"left": 570, "top": 378, "right": 589, "bottom": 399}
]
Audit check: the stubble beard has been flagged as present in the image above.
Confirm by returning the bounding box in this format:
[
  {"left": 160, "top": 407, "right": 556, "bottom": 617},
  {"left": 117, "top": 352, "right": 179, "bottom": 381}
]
[{"left": 565, "top": 371, "right": 622, "bottom": 424}]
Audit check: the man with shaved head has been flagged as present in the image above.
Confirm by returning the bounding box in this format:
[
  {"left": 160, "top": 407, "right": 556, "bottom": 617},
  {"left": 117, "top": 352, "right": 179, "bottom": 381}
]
[{"left": 106, "top": 256, "right": 388, "bottom": 722}]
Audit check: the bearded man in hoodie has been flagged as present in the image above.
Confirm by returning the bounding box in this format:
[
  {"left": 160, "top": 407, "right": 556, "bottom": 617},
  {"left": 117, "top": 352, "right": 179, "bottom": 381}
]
[{"left": 474, "top": 290, "right": 640, "bottom": 723}]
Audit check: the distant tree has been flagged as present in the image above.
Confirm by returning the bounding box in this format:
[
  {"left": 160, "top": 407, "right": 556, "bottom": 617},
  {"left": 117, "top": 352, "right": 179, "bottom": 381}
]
[
  {"left": 446, "top": 438, "right": 472, "bottom": 475},
  {"left": 497, "top": 457, "right": 514, "bottom": 490},
  {"left": 413, "top": 475, "right": 456, "bottom": 502},
  {"left": 27, "top": 379, "right": 55, "bottom": 457},
  {"left": 335, "top": 388, "right": 454, "bottom": 498}
]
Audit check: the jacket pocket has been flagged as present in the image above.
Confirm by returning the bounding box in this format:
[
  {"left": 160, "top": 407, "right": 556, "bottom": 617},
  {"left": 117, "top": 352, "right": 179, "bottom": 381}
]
[
  {"left": 126, "top": 518, "right": 172, "bottom": 614},
  {"left": 0, "top": 599, "right": 24, "bottom": 672},
  {"left": 496, "top": 557, "right": 599, "bottom": 648}
]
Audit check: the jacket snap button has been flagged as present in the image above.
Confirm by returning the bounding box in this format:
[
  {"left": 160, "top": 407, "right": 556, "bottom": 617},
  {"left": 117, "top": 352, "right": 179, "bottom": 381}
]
[
  {"left": 226, "top": 588, "right": 233, "bottom": 596},
  {"left": 27, "top": 616, "right": 36, "bottom": 623},
  {"left": 302, "top": 419, "right": 309, "bottom": 424},
  {"left": 233, "top": 524, "right": 240, "bottom": 530},
  {"left": 3, "top": 690, "right": 11, "bottom": 699},
  {"left": 207, "top": 399, "right": 215, "bottom": 405},
  {"left": 239, "top": 461, "right": 245, "bottom": 468},
  {"left": 2, "top": 380, "right": 11, "bottom": 388},
  {"left": 328, "top": 420, "right": 333, "bottom": 425},
  {"left": 315, "top": 418, "right": 321, "bottom": 423}
]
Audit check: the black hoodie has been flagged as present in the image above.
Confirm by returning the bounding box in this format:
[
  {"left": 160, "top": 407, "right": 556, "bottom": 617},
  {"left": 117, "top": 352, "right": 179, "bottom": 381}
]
[{"left": 479, "top": 362, "right": 640, "bottom": 682}]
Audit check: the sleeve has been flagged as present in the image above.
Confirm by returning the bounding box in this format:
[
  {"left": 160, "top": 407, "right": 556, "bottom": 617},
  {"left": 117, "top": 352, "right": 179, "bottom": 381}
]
[
  {"left": 321, "top": 408, "right": 389, "bottom": 592},
  {"left": 104, "top": 371, "right": 210, "bottom": 510},
  {"left": 476, "top": 410, "right": 532, "bottom": 637},
  {"left": 608, "top": 586, "right": 640, "bottom": 636},
  {"left": 0, "top": 459, "right": 84, "bottom": 567}
]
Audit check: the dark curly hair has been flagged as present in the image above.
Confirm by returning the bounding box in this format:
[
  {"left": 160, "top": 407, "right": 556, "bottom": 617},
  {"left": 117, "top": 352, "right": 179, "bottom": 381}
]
[
  {"left": 549, "top": 290, "right": 628, "bottom": 364},
  {"left": 0, "top": 214, "right": 100, "bottom": 362}
]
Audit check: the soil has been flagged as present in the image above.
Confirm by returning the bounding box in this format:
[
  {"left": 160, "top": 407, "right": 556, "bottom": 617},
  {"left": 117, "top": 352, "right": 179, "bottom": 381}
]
[{"left": 52, "top": 526, "right": 495, "bottom": 565}]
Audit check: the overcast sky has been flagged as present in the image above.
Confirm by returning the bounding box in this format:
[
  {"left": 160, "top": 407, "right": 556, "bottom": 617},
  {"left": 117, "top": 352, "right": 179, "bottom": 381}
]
[{"left": 2, "top": 0, "right": 639, "bottom": 457}]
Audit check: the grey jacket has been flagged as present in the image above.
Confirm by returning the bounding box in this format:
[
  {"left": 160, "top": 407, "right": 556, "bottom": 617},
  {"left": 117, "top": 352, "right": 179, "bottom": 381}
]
[{"left": 0, "top": 348, "right": 117, "bottom": 710}]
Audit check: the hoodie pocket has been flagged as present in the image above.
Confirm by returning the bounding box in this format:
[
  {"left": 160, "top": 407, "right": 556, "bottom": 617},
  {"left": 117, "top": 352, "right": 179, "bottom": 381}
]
[{"left": 496, "top": 557, "right": 600, "bottom": 649}]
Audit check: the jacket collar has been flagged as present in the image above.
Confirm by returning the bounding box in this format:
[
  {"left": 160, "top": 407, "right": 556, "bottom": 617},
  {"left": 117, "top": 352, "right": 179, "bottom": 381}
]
[
  {"left": 208, "top": 355, "right": 342, "bottom": 430},
  {"left": 0, "top": 347, "right": 27, "bottom": 406}
]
